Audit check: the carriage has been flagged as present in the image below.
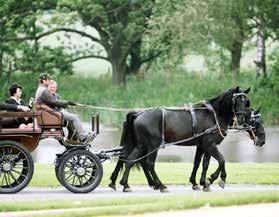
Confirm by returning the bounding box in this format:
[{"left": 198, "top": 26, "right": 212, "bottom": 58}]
[
  {"left": 0, "top": 107, "right": 123, "bottom": 194},
  {"left": 0, "top": 87, "right": 265, "bottom": 194}
]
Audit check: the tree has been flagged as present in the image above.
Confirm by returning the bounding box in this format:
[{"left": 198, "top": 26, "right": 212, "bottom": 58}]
[
  {"left": 56, "top": 0, "right": 162, "bottom": 85},
  {"left": 0, "top": 0, "right": 72, "bottom": 87},
  {"left": 249, "top": 0, "right": 279, "bottom": 77}
]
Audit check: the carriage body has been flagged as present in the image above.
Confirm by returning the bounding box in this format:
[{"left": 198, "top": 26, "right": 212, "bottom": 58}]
[{"left": 0, "top": 109, "right": 107, "bottom": 194}]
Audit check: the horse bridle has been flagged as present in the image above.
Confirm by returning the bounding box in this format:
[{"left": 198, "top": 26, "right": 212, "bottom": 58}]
[{"left": 231, "top": 92, "right": 249, "bottom": 127}]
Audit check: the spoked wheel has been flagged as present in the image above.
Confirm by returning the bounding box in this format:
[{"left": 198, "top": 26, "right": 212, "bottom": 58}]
[
  {"left": 58, "top": 149, "right": 103, "bottom": 193},
  {"left": 0, "top": 141, "right": 34, "bottom": 194}
]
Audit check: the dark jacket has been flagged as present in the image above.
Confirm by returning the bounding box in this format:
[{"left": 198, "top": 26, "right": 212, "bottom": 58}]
[
  {"left": 0, "top": 103, "right": 18, "bottom": 111},
  {"left": 5, "top": 98, "right": 25, "bottom": 112},
  {"left": 37, "top": 89, "right": 69, "bottom": 110},
  {"left": 5, "top": 98, "right": 32, "bottom": 125},
  {"left": 0, "top": 103, "right": 19, "bottom": 128}
]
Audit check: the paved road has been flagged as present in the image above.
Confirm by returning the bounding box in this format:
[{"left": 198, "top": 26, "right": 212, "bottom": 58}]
[{"left": 1, "top": 184, "right": 279, "bottom": 202}]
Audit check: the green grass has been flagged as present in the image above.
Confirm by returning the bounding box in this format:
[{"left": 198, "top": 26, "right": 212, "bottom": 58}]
[
  {"left": 1, "top": 191, "right": 279, "bottom": 216},
  {"left": 30, "top": 162, "right": 279, "bottom": 187}
]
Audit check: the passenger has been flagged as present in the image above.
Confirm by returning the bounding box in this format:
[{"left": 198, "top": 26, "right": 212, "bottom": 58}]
[
  {"left": 37, "top": 80, "right": 94, "bottom": 144},
  {"left": 35, "top": 73, "right": 51, "bottom": 101},
  {"left": 0, "top": 102, "right": 30, "bottom": 128},
  {"left": 5, "top": 83, "right": 33, "bottom": 129}
]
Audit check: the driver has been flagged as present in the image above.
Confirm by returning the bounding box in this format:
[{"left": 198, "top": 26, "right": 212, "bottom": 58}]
[{"left": 37, "top": 80, "right": 94, "bottom": 144}]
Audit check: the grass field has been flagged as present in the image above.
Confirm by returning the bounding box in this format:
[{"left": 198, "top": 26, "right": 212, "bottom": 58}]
[
  {"left": 1, "top": 191, "right": 279, "bottom": 216},
  {"left": 30, "top": 162, "right": 279, "bottom": 187}
]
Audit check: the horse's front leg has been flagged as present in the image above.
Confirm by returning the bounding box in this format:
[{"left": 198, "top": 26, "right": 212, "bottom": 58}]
[
  {"left": 199, "top": 152, "right": 211, "bottom": 191},
  {"left": 189, "top": 146, "right": 203, "bottom": 191},
  {"left": 207, "top": 144, "right": 226, "bottom": 188}
]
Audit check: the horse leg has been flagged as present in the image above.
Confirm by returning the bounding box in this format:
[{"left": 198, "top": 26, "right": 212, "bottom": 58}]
[
  {"left": 119, "top": 147, "right": 139, "bottom": 192},
  {"left": 207, "top": 144, "right": 225, "bottom": 187},
  {"left": 108, "top": 157, "right": 124, "bottom": 190},
  {"left": 199, "top": 152, "right": 211, "bottom": 192},
  {"left": 218, "top": 164, "right": 227, "bottom": 189},
  {"left": 189, "top": 146, "right": 203, "bottom": 191},
  {"left": 146, "top": 152, "right": 168, "bottom": 193},
  {"left": 140, "top": 160, "right": 156, "bottom": 189}
]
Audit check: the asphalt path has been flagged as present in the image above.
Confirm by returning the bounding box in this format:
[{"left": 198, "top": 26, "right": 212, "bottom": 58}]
[{"left": 1, "top": 184, "right": 279, "bottom": 202}]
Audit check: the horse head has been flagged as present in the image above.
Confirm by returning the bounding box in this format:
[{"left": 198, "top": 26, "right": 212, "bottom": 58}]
[
  {"left": 247, "top": 107, "right": 266, "bottom": 147},
  {"left": 231, "top": 86, "right": 251, "bottom": 126}
]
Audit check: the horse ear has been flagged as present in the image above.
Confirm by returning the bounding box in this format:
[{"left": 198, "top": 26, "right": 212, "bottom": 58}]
[
  {"left": 244, "top": 87, "right": 251, "bottom": 94},
  {"left": 255, "top": 107, "right": 261, "bottom": 114},
  {"left": 235, "top": 86, "right": 240, "bottom": 93}
]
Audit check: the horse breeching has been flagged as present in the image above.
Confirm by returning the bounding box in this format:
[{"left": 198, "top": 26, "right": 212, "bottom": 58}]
[{"left": 0, "top": 111, "right": 123, "bottom": 194}]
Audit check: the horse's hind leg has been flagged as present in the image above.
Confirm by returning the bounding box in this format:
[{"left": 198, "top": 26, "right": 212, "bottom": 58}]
[
  {"left": 119, "top": 147, "right": 139, "bottom": 192},
  {"left": 141, "top": 160, "right": 156, "bottom": 189},
  {"left": 189, "top": 146, "right": 203, "bottom": 191},
  {"left": 199, "top": 152, "right": 211, "bottom": 191},
  {"left": 146, "top": 152, "right": 168, "bottom": 193},
  {"left": 109, "top": 157, "right": 124, "bottom": 190}
]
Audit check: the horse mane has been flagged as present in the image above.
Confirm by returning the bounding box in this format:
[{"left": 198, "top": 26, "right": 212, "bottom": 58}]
[{"left": 208, "top": 88, "right": 235, "bottom": 119}]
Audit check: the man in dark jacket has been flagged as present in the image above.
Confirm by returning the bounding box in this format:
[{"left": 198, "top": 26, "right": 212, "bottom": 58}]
[{"left": 37, "top": 80, "right": 94, "bottom": 143}]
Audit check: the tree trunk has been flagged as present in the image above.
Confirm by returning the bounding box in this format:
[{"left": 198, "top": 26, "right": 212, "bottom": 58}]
[
  {"left": 0, "top": 50, "right": 3, "bottom": 79},
  {"left": 255, "top": 18, "right": 266, "bottom": 77},
  {"left": 230, "top": 40, "right": 243, "bottom": 78},
  {"left": 111, "top": 60, "right": 126, "bottom": 86},
  {"left": 128, "top": 40, "right": 142, "bottom": 75},
  {"left": 7, "top": 62, "right": 12, "bottom": 84}
]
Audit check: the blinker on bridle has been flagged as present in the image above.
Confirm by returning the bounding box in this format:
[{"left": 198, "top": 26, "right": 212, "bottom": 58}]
[{"left": 231, "top": 92, "right": 249, "bottom": 127}]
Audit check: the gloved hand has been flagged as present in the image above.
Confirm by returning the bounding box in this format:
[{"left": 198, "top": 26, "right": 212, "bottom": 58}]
[{"left": 68, "top": 101, "right": 77, "bottom": 106}]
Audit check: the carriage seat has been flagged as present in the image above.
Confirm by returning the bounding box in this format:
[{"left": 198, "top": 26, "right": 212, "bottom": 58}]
[
  {"left": 0, "top": 128, "right": 42, "bottom": 134},
  {"left": 35, "top": 103, "right": 64, "bottom": 137}
]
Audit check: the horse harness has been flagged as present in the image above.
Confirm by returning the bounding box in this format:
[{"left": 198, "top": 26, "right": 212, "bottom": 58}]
[
  {"left": 121, "top": 92, "right": 249, "bottom": 163},
  {"left": 160, "top": 101, "right": 227, "bottom": 148}
]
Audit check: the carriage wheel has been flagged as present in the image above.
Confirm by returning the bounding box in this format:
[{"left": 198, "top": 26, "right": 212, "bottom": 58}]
[
  {"left": 55, "top": 164, "right": 62, "bottom": 185},
  {"left": 0, "top": 141, "right": 34, "bottom": 194},
  {"left": 58, "top": 149, "right": 103, "bottom": 193}
]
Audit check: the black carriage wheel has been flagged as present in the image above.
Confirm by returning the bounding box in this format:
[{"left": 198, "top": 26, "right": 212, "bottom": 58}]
[
  {"left": 55, "top": 164, "right": 62, "bottom": 185},
  {"left": 0, "top": 140, "right": 34, "bottom": 194},
  {"left": 58, "top": 149, "right": 103, "bottom": 193}
]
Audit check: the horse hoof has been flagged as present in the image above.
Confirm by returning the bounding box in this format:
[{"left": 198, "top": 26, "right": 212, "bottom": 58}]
[
  {"left": 218, "top": 180, "right": 225, "bottom": 189},
  {"left": 192, "top": 185, "right": 201, "bottom": 191},
  {"left": 205, "top": 178, "right": 211, "bottom": 187},
  {"left": 123, "top": 187, "right": 132, "bottom": 192},
  {"left": 153, "top": 185, "right": 160, "bottom": 190},
  {"left": 203, "top": 186, "right": 211, "bottom": 192},
  {"left": 160, "top": 187, "right": 169, "bottom": 193},
  {"left": 108, "top": 183, "right": 116, "bottom": 191}
]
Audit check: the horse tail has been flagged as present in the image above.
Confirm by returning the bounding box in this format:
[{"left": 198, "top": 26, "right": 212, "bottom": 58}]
[{"left": 121, "top": 111, "right": 139, "bottom": 158}]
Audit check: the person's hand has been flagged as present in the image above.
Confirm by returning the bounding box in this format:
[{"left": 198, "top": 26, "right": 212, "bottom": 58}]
[
  {"left": 17, "top": 105, "right": 30, "bottom": 112},
  {"left": 68, "top": 101, "right": 77, "bottom": 106}
]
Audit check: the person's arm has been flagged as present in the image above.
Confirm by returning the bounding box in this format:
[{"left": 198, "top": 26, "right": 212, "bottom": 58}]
[
  {"left": 0, "top": 103, "right": 29, "bottom": 111},
  {"left": 40, "top": 90, "right": 69, "bottom": 108}
]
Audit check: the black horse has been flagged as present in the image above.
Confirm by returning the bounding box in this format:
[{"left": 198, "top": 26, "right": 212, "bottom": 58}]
[
  {"left": 189, "top": 107, "right": 266, "bottom": 191},
  {"left": 110, "top": 87, "right": 251, "bottom": 192},
  {"left": 109, "top": 106, "right": 265, "bottom": 192}
]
